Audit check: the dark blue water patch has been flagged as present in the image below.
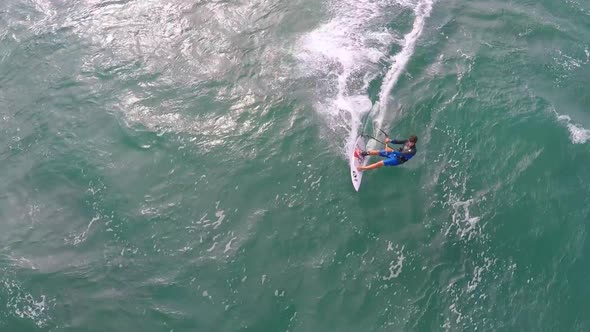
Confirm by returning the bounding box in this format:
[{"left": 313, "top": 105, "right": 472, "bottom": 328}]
[{"left": 386, "top": 7, "right": 416, "bottom": 37}]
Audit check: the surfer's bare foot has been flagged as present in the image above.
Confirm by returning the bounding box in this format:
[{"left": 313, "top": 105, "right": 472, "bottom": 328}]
[{"left": 357, "top": 166, "right": 364, "bottom": 171}]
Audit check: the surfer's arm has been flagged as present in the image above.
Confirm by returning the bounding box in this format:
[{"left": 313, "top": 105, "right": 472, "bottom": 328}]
[
  {"left": 385, "top": 138, "right": 406, "bottom": 149},
  {"left": 390, "top": 139, "right": 407, "bottom": 144}
]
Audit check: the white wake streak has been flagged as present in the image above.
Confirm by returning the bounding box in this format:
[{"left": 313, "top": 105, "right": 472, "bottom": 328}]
[{"left": 373, "top": 0, "right": 435, "bottom": 132}]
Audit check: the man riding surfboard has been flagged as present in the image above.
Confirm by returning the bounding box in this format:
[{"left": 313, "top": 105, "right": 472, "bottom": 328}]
[{"left": 356, "top": 135, "right": 418, "bottom": 172}]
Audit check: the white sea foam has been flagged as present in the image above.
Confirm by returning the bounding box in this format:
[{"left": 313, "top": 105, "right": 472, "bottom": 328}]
[
  {"left": 556, "top": 114, "right": 590, "bottom": 144},
  {"left": 3, "top": 277, "right": 51, "bottom": 327},
  {"left": 382, "top": 245, "right": 405, "bottom": 280},
  {"left": 296, "top": 0, "right": 435, "bottom": 155}
]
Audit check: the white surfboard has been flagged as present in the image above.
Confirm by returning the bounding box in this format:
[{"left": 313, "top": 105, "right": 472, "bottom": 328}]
[{"left": 350, "top": 135, "right": 366, "bottom": 192}]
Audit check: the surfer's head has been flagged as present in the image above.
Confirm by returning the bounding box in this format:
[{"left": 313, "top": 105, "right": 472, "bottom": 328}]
[{"left": 408, "top": 135, "right": 418, "bottom": 146}]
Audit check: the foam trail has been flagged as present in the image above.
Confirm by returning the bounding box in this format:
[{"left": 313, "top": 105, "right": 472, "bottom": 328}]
[
  {"left": 296, "top": 0, "right": 435, "bottom": 156},
  {"left": 373, "top": 0, "right": 435, "bottom": 131},
  {"left": 556, "top": 113, "right": 590, "bottom": 144},
  {"left": 296, "top": 0, "right": 402, "bottom": 156}
]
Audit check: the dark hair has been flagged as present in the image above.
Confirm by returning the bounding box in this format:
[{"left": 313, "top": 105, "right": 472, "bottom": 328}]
[{"left": 409, "top": 135, "right": 418, "bottom": 143}]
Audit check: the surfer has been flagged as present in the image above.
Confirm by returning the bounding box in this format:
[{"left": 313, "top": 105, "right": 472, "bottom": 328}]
[{"left": 357, "top": 135, "right": 417, "bottom": 172}]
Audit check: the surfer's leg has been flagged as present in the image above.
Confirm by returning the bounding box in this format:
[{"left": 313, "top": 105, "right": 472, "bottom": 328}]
[
  {"left": 359, "top": 149, "right": 389, "bottom": 157},
  {"left": 359, "top": 149, "right": 381, "bottom": 156},
  {"left": 358, "top": 160, "right": 384, "bottom": 171},
  {"left": 382, "top": 157, "right": 401, "bottom": 167},
  {"left": 360, "top": 148, "right": 394, "bottom": 157}
]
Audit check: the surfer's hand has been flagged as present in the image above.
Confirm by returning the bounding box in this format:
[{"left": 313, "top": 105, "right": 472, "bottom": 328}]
[{"left": 385, "top": 138, "right": 391, "bottom": 143}]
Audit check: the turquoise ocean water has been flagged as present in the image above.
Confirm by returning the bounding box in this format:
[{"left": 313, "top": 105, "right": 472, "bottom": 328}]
[{"left": 1, "top": 0, "right": 590, "bottom": 330}]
